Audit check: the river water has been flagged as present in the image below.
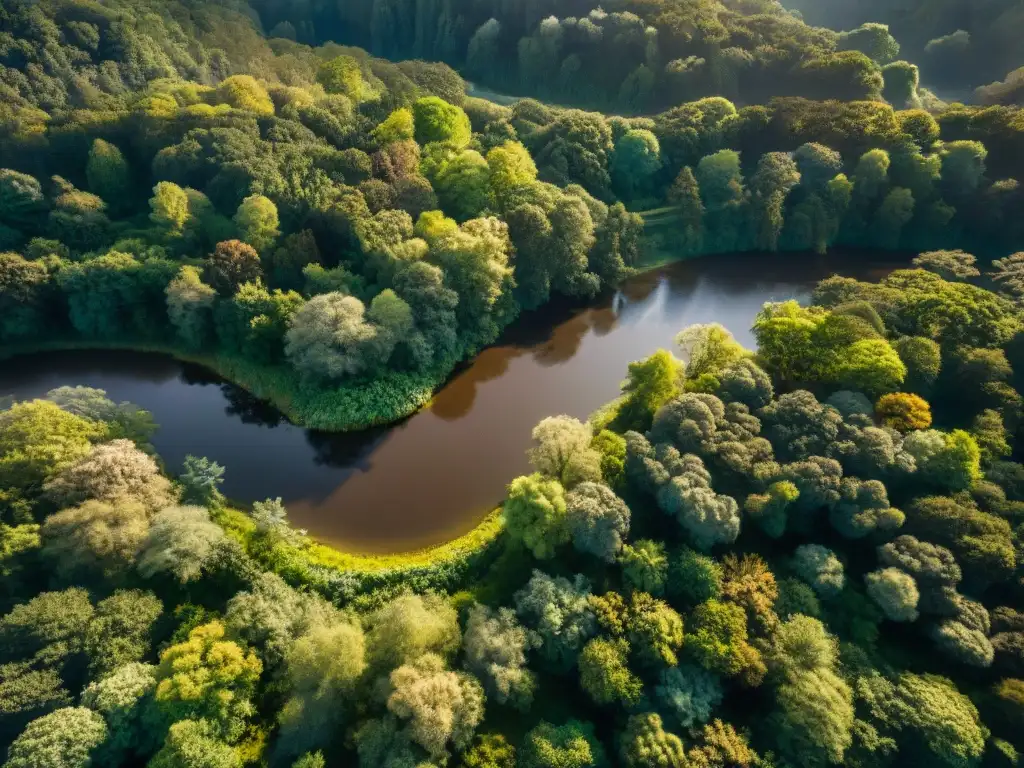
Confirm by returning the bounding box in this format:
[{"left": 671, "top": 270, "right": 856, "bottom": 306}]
[{"left": 0, "top": 253, "right": 901, "bottom": 552}]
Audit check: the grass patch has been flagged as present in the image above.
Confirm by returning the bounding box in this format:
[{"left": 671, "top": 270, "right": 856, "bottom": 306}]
[
  {"left": 212, "top": 505, "right": 507, "bottom": 603},
  {"left": 302, "top": 510, "right": 505, "bottom": 572}
]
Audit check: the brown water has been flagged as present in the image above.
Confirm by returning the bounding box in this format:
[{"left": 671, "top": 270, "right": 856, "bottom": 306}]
[{"left": 0, "top": 253, "right": 901, "bottom": 552}]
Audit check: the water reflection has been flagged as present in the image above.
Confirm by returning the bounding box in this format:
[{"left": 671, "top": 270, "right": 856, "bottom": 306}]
[{"left": 0, "top": 253, "right": 905, "bottom": 551}]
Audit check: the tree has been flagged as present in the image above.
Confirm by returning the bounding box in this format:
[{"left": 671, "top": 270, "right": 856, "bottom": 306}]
[
  {"left": 233, "top": 195, "right": 280, "bottom": 253},
  {"left": 655, "top": 664, "right": 723, "bottom": 729},
  {"left": 887, "top": 673, "right": 986, "bottom": 767},
  {"left": 463, "top": 734, "right": 515, "bottom": 768},
  {"left": 366, "top": 593, "right": 459, "bottom": 671},
  {"left": 912, "top": 250, "right": 979, "bottom": 281},
  {"left": 0, "top": 170, "right": 46, "bottom": 231},
  {"left": 43, "top": 387, "right": 156, "bottom": 446},
  {"left": 317, "top": 55, "right": 363, "bottom": 100},
  {"left": 149, "top": 182, "right": 190, "bottom": 236},
  {"left": 266, "top": 230, "right": 321, "bottom": 291},
  {"left": 435, "top": 150, "right": 491, "bottom": 220},
  {"left": 774, "top": 667, "right": 854, "bottom": 766},
  {"left": 667, "top": 167, "right": 704, "bottom": 253},
  {"left": 931, "top": 620, "right": 994, "bottom": 667},
  {"left": 136, "top": 506, "right": 227, "bottom": 584},
  {"left": 154, "top": 622, "right": 261, "bottom": 742},
  {"left": 794, "top": 144, "right": 844, "bottom": 191},
  {"left": 668, "top": 549, "right": 722, "bottom": 608},
  {"left": 431, "top": 216, "right": 515, "bottom": 350},
  {"left": 149, "top": 719, "right": 241, "bottom": 768},
  {"left": 675, "top": 324, "right": 748, "bottom": 381},
  {"left": 972, "top": 409, "right": 1011, "bottom": 463},
  {"left": 205, "top": 240, "right": 263, "bottom": 296},
  {"left": 224, "top": 572, "right": 336, "bottom": 670},
  {"left": 895, "top": 336, "right": 942, "bottom": 394},
  {"left": 386, "top": 653, "right": 484, "bottom": 762},
  {"left": 563, "top": 481, "right": 630, "bottom": 562},
  {"left": 904, "top": 429, "right": 982, "bottom": 491},
  {"left": 515, "top": 571, "right": 596, "bottom": 671},
  {"left": 837, "top": 23, "right": 900, "bottom": 63},
  {"left": 876, "top": 393, "right": 931, "bottom": 431},
  {"left": 412, "top": 96, "right": 471, "bottom": 148},
  {"left": 167, "top": 266, "right": 217, "bottom": 350},
  {"left": 520, "top": 720, "right": 606, "bottom": 768},
  {"left": 833, "top": 339, "right": 906, "bottom": 397},
  {"left": 620, "top": 540, "right": 668, "bottom": 595},
  {"left": 373, "top": 108, "right": 415, "bottom": 144},
  {"left": 84, "top": 590, "right": 162, "bottom": 678},
  {"left": 43, "top": 439, "right": 172, "bottom": 510},
  {"left": 40, "top": 500, "right": 149, "bottom": 584},
  {"left": 179, "top": 455, "right": 225, "bottom": 507},
  {"left": 718, "top": 359, "right": 774, "bottom": 409},
  {"left": 749, "top": 152, "right": 801, "bottom": 252},
  {"left": 502, "top": 473, "right": 568, "bottom": 560},
  {"left": 616, "top": 351, "right": 684, "bottom": 432},
  {"left": 0, "top": 401, "right": 102, "bottom": 491},
  {"left": 4, "top": 707, "right": 107, "bottom": 768},
  {"left": 792, "top": 544, "right": 845, "bottom": 598},
  {"left": 86, "top": 139, "right": 131, "bottom": 208},
  {"left": 276, "top": 619, "right": 366, "bottom": 759},
  {"left": 866, "top": 568, "right": 919, "bottom": 621},
  {"left": 528, "top": 416, "right": 602, "bottom": 488},
  {"left": 215, "top": 75, "right": 274, "bottom": 115},
  {"left": 830, "top": 478, "right": 904, "bottom": 539},
  {"left": 0, "top": 252, "right": 48, "bottom": 341},
  {"left": 656, "top": 456, "right": 741, "bottom": 550},
  {"left": 462, "top": 604, "right": 537, "bottom": 710},
  {"left": 687, "top": 600, "right": 764, "bottom": 684},
  {"left": 0, "top": 587, "right": 93, "bottom": 667},
  {"left": 284, "top": 293, "right": 377, "bottom": 383},
  {"left": 487, "top": 142, "right": 538, "bottom": 210},
  {"left": 80, "top": 662, "right": 158, "bottom": 762},
  {"left": 627, "top": 593, "right": 685, "bottom": 667},
  {"left": 611, "top": 130, "right": 662, "bottom": 199},
  {"left": 620, "top": 713, "right": 686, "bottom": 768},
  {"left": 941, "top": 140, "right": 988, "bottom": 200}
]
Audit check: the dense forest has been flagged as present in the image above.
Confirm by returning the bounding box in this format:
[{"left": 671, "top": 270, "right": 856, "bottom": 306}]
[
  {"left": 3, "top": 0, "right": 1024, "bottom": 767},
  {"left": 6, "top": 258, "right": 1024, "bottom": 767},
  {"left": 782, "top": 0, "right": 1024, "bottom": 102},
  {"left": 1, "top": 0, "right": 1023, "bottom": 429}
]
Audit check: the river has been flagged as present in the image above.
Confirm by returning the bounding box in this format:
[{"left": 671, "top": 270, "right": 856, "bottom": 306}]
[{"left": 0, "top": 252, "right": 901, "bottom": 552}]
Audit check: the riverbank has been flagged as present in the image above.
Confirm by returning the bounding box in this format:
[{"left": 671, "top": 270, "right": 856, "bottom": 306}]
[
  {"left": 215, "top": 505, "right": 508, "bottom": 605},
  {"left": 0, "top": 337, "right": 440, "bottom": 431}
]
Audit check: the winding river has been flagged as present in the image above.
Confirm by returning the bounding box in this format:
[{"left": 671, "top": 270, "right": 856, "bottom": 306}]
[{"left": 0, "top": 252, "right": 901, "bottom": 552}]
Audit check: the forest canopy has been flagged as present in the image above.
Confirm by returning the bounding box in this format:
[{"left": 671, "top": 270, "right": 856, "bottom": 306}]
[{"left": 2, "top": 2, "right": 1024, "bottom": 767}]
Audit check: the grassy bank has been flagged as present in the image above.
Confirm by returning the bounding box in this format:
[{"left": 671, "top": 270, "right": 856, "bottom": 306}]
[
  {"left": 215, "top": 506, "right": 508, "bottom": 605},
  {"left": 0, "top": 337, "right": 440, "bottom": 431}
]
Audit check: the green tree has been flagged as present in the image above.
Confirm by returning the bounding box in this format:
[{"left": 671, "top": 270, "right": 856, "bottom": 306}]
[
  {"left": 667, "top": 166, "right": 704, "bottom": 253},
  {"left": 520, "top": 720, "right": 606, "bottom": 768},
  {"left": 503, "top": 473, "right": 568, "bottom": 560},
  {"left": 615, "top": 350, "right": 684, "bottom": 432},
  {"left": 619, "top": 713, "right": 687, "bottom": 768},
  {"left": 154, "top": 622, "right": 262, "bottom": 742},
  {"left": 85, "top": 139, "right": 131, "bottom": 208},
  {"left": 4, "top": 707, "right": 107, "bottom": 768},
  {"left": 412, "top": 97, "right": 471, "bottom": 148},
  {"left": 149, "top": 182, "right": 190, "bottom": 237},
  {"left": 233, "top": 195, "right": 280, "bottom": 253},
  {"left": 611, "top": 130, "right": 662, "bottom": 200},
  {"left": 0, "top": 401, "right": 102, "bottom": 491},
  {"left": 149, "top": 719, "right": 241, "bottom": 768}
]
